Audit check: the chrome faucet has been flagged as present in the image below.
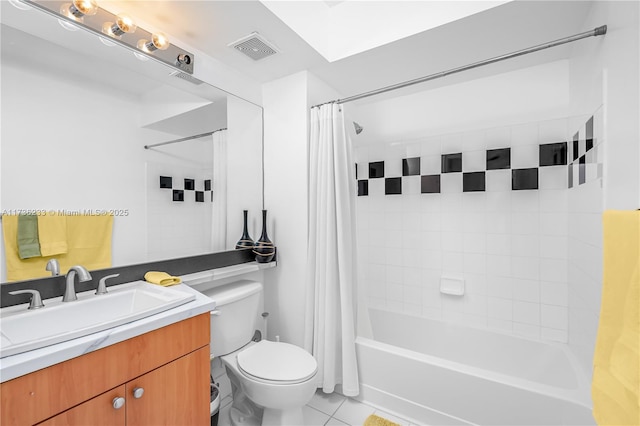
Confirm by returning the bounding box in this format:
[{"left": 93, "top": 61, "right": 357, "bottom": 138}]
[
  {"left": 45, "top": 259, "right": 60, "bottom": 276},
  {"left": 63, "top": 265, "right": 92, "bottom": 302}
]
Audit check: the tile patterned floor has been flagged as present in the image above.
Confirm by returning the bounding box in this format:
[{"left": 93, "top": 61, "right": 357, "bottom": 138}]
[{"left": 218, "top": 389, "right": 418, "bottom": 426}]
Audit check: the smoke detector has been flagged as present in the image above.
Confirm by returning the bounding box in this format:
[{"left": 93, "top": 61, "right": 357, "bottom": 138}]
[{"left": 228, "top": 32, "right": 278, "bottom": 61}]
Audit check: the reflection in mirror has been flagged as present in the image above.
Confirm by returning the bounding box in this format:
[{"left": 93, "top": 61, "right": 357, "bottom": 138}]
[{"left": 0, "top": 2, "right": 263, "bottom": 282}]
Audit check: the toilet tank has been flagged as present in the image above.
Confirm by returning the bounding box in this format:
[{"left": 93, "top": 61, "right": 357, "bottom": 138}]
[{"left": 201, "top": 280, "right": 263, "bottom": 357}]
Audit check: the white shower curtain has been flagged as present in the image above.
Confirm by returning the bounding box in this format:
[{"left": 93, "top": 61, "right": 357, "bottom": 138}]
[
  {"left": 304, "top": 103, "right": 359, "bottom": 397},
  {"left": 211, "top": 130, "right": 227, "bottom": 251}
]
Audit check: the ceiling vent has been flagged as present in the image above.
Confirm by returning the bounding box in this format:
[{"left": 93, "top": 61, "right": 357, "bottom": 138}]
[
  {"left": 228, "top": 32, "right": 278, "bottom": 61},
  {"left": 169, "top": 71, "right": 204, "bottom": 85}
]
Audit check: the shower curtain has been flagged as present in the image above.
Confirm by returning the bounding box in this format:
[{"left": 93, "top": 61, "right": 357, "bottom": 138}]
[
  {"left": 211, "top": 130, "right": 227, "bottom": 251},
  {"left": 304, "top": 103, "right": 359, "bottom": 397}
]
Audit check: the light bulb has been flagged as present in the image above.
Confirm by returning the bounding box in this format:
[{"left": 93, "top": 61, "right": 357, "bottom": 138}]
[
  {"left": 137, "top": 32, "right": 170, "bottom": 52},
  {"left": 60, "top": 0, "right": 98, "bottom": 21},
  {"left": 102, "top": 13, "right": 137, "bottom": 38}
]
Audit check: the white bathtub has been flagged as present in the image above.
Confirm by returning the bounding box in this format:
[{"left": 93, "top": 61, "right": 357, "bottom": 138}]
[{"left": 355, "top": 309, "right": 595, "bottom": 425}]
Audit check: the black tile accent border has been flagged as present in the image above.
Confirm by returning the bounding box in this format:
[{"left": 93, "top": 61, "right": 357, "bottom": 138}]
[
  {"left": 568, "top": 163, "right": 574, "bottom": 188},
  {"left": 0, "top": 250, "right": 258, "bottom": 308},
  {"left": 539, "top": 142, "right": 567, "bottom": 166},
  {"left": 421, "top": 175, "right": 440, "bottom": 193},
  {"left": 442, "top": 153, "right": 462, "bottom": 173},
  {"left": 463, "top": 172, "right": 486, "bottom": 192},
  {"left": 184, "top": 179, "right": 195, "bottom": 190},
  {"left": 173, "top": 189, "right": 184, "bottom": 202},
  {"left": 358, "top": 180, "right": 369, "bottom": 196},
  {"left": 572, "top": 132, "right": 579, "bottom": 161},
  {"left": 160, "top": 176, "right": 172, "bottom": 189},
  {"left": 579, "top": 155, "right": 586, "bottom": 185},
  {"left": 403, "top": 157, "right": 421, "bottom": 176},
  {"left": 586, "top": 116, "right": 594, "bottom": 152},
  {"left": 369, "top": 161, "right": 385, "bottom": 179},
  {"left": 204, "top": 180, "right": 211, "bottom": 191},
  {"left": 385, "top": 177, "right": 402, "bottom": 195},
  {"left": 486, "top": 148, "right": 510, "bottom": 170},
  {"left": 196, "top": 191, "right": 205, "bottom": 202},
  {"left": 512, "top": 168, "right": 538, "bottom": 190}
]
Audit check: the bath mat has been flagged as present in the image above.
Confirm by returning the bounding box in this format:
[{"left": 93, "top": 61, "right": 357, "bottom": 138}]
[{"left": 363, "top": 414, "right": 401, "bottom": 426}]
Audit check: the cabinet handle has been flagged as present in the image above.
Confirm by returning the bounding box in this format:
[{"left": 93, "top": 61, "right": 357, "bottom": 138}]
[
  {"left": 133, "top": 387, "right": 145, "bottom": 399},
  {"left": 112, "top": 397, "right": 125, "bottom": 410}
]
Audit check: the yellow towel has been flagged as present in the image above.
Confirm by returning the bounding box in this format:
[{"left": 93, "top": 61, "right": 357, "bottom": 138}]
[
  {"left": 363, "top": 414, "right": 400, "bottom": 426},
  {"left": 17, "top": 214, "right": 41, "bottom": 259},
  {"left": 2, "top": 214, "right": 113, "bottom": 281},
  {"left": 592, "top": 210, "right": 639, "bottom": 426},
  {"left": 37, "top": 213, "right": 68, "bottom": 256},
  {"left": 144, "top": 271, "right": 181, "bottom": 286}
]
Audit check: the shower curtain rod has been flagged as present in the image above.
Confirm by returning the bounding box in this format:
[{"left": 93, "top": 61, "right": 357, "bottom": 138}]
[
  {"left": 311, "top": 25, "right": 607, "bottom": 108},
  {"left": 144, "top": 128, "right": 227, "bottom": 149}
]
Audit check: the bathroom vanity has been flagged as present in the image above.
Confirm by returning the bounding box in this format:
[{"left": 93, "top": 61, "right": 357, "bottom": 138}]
[{"left": 0, "top": 285, "right": 215, "bottom": 426}]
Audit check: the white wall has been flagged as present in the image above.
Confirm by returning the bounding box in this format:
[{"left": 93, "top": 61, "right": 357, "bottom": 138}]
[
  {"left": 261, "top": 70, "right": 342, "bottom": 346},
  {"left": 226, "top": 97, "right": 264, "bottom": 249},
  {"left": 567, "top": 0, "right": 639, "bottom": 377}
]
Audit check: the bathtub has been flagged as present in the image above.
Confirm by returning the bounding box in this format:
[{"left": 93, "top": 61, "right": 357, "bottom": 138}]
[{"left": 355, "top": 309, "right": 595, "bottom": 425}]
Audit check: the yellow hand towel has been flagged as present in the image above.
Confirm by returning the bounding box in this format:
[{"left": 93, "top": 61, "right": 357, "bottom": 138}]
[
  {"left": 592, "top": 210, "right": 639, "bottom": 426},
  {"left": 144, "top": 271, "right": 181, "bottom": 286},
  {"left": 37, "top": 213, "right": 68, "bottom": 256}
]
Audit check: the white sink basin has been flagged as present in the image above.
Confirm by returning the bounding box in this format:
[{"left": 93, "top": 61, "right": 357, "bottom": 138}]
[{"left": 0, "top": 281, "right": 195, "bottom": 358}]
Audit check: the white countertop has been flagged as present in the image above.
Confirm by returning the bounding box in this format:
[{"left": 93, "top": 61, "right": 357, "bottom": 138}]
[{"left": 0, "top": 283, "right": 215, "bottom": 383}]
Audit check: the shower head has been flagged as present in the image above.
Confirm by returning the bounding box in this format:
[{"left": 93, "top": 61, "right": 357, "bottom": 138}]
[{"left": 353, "top": 122, "right": 363, "bottom": 135}]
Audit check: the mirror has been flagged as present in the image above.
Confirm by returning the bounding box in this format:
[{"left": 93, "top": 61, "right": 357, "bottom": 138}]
[{"left": 0, "top": 2, "right": 264, "bottom": 282}]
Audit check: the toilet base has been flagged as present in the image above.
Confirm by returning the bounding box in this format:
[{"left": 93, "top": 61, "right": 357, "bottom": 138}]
[
  {"left": 261, "top": 407, "right": 304, "bottom": 426},
  {"left": 229, "top": 406, "right": 261, "bottom": 426}
]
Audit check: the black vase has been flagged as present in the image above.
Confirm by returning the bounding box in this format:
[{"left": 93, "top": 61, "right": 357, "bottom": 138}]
[
  {"left": 235, "top": 210, "right": 254, "bottom": 250},
  {"left": 253, "top": 209, "right": 275, "bottom": 263}
]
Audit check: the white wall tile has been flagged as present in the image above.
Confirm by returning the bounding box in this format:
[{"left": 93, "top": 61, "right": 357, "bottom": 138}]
[
  {"left": 513, "top": 278, "right": 540, "bottom": 303},
  {"left": 540, "top": 281, "right": 569, "bottom": 307},
  {"left": 421, "top": 137, "right": 441, "bottom": 156},
  {"left": 539, "top": 235, "right": 568, "bottom": 259},
  {"left": 511, "top": 234, "right": 540, "bottom": 257},
  {"left": 539, "top": 212, "right": 568, "bottom": 236},
  {"left": 539, "top": 166, "right": 568, "bottom": 190},
  {"left": 511, "top": 145, "right": 539, "bottom": 168},
  {"left": 511, "top": 123, "right": 539, "bottom": 147},
  {"left": 442, "top": 252, "right": 464, "bottom": 274},
  {"left": 441, "top": 193, "right": 463, "bottom": 212},
  {"left": 487, "top": 275, "right": 513, "bottom": 299},
  {"left": 464, "top": 253, "right": 486, "bottom": 274},
  {"left": 464, "top": 273, "right": 487, "bottom": 295},
  {"left": 511, "top": 191, "right": 540, "bottom": 212},
  {"left": 441, "top": 212, "right": 464, "bottom": 232},
  {"left": 486, "top": 254, "right": 511, "bottom": 277},
  {"left": 512, "top": 256, "right": 540, "bottom": 280},
  {"left": 487, "top": 297, "right": 513, "bottom": 320},
  {"left": 385, "top": 158, "right": 402, "bottom": 177},
  {"left": 540, "top": 258, "right": 568, "bottom": 283},
  {"left": 441, "top": 232, "right": 463, "bottom": 252},
  {"left": 541, "top": 304, "right": 568, "bottom": 330},
  {"left": 485, "top": 126, "right": 511, "bottom": 149},
  {"left": 539, "top": 189, "right": 567, "bottom": 212},
  {"left": 421, "top": 154, "right": 441, "bottom": 175},
  {"left": 368, "top": 178, "right": 384, "bottom": 196},
  {"left": 440, "top": 173, "right": 463, "bottom": 193},
  {"left": 513, "top": 322, "right": 540, "bottom": 339},
  {"left": 486, "top": 169, "right": 512, "bottom": 192},
  {"left": 514, "top": 300, "right": 540, "bottom": 325},
  {"left": 486, "top": 234, "right": 512, "bottom": 255},
  {"left": 485, "top": 212, "right": 512, "bottom": 234},
  {"left": 463, "top": 233, "right": 486, "bottom": 253},
  {"left": 402, "top": 176, "right": 421, "bottom": 194},
  {"left": 463, "top": 150, "right": 486, "bottom": 172},
  {"left": 488, "top": 318, "right": 513, "bottom": 333},
  {"left": 539, "top": 118, "right": 568, "bottom": 142},
  {"left": 541, "top": 327, "right": 568, "bottom": 343}
]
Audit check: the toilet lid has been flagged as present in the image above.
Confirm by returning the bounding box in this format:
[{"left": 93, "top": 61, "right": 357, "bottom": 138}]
[{"left": 237, "top": 340, "right": 317, "bottom": 383}]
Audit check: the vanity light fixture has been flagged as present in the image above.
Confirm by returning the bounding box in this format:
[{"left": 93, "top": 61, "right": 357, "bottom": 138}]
[
  {"left": 102, "top": 13, "right": 137, "bottom": 38},
  {"left": 137, "top": 32, "right": 170, "bottom": 52},
  {"left": 18, "top": 0, "right": 195, "bottom": 74},
  {"left": 60, "top": 0, "right": 98, "bottom": 21}
]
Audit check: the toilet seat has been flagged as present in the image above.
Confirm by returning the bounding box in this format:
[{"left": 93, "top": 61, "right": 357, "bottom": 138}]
[{"left": 237, "top": 340, "right": 317, "bottom": 385}]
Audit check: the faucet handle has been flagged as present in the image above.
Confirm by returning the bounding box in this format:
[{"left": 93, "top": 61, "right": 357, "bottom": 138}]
[
  {"left": 45, "top": 259, "right": 60, "bottom": 276},
  {"left": 9, "top": 289, "right": 45, "bottom": 310},
  {"left": 96, "top": 274, "right": 120, "bottom": 295}
]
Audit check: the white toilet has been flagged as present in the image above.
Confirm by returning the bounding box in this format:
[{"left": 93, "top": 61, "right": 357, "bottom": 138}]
[{"left": 202, "top": 280, "right": 318, "bottom": 426}]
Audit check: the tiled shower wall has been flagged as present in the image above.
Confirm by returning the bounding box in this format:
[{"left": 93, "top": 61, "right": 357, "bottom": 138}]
[{"left": 355, "top": 112, "right": 603, "bottom": 343}]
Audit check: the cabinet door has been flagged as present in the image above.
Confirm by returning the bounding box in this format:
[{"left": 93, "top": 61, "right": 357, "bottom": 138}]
[
  {"left": 126, "top": 347, "right": 210, "bottom": 426},
  {"left": 38, "top": 386, "right": 126, "bottom": 426}
]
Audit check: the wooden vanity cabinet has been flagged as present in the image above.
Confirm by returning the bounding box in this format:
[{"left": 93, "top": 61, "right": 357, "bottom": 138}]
[{"left": 1, "top": 313, "right": 210, "bottom": 426}]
